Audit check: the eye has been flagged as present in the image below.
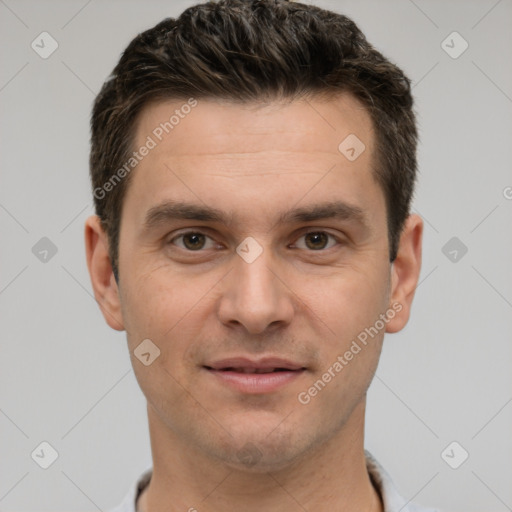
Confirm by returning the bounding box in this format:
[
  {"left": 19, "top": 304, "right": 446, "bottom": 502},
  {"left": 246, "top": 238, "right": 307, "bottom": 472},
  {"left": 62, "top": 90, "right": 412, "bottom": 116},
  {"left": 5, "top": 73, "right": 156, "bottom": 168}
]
[
  {"left": 169, "top": 231, "right": 217, "bottom": 251},
  {"left": 293, "top": 231, "right": 339, "bottom": 251}
]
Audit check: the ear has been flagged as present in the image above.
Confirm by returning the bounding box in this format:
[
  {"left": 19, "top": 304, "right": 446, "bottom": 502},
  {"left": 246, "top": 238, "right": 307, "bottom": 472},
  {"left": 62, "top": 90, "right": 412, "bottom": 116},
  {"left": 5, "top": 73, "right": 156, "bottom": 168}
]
[
  {"left": 385, "top": 213, "right": 423, "bottom": 333},
  {"left": 84, "top": 215, "right": 125, "bottom": 331}
]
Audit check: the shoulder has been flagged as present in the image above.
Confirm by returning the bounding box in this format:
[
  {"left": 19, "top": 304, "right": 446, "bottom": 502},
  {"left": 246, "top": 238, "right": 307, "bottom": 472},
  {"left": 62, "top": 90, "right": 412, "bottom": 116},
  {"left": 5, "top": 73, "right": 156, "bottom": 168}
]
[
  {"left": 365, "top": 451, "right": 440, "bottom": 512},
  {"left": 106, "top": 467, "right": 153, "bottom": 512}
]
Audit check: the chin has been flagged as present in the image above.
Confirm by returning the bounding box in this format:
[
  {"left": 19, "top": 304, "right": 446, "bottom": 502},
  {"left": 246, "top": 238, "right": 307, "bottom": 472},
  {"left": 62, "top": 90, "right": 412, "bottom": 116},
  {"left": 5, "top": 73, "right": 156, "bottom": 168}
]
[
  {"left": 210, "top": 421, "right": 311, "bottom": 473},
  {"left": 222, "top": 444, "right": 303, "bottom": 473}
]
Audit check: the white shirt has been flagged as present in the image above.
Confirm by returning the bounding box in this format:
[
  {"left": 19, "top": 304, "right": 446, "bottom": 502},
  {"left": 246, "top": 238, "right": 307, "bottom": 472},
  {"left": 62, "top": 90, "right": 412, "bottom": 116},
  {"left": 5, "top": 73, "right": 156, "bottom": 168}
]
[{"left": 107, "top": 451, "right": 439, "bottom": 512}]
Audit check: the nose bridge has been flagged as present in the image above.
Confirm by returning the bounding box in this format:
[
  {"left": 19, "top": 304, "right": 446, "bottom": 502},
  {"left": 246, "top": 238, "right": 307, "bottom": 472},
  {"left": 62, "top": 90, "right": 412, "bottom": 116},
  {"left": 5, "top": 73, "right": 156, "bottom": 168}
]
[
  {"left": 238, "top": 246, "right": 276, "bottom": 297},
  {"left": 217, "top": 236, "right": 294, "bottom": 333}
]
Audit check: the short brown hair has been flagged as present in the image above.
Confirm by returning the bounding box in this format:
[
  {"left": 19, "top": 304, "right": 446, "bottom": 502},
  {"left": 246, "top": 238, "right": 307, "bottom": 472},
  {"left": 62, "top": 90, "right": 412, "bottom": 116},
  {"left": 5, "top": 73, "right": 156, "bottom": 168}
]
[{"left": 90, "top": 0, "right": 418, "bottom": 280}]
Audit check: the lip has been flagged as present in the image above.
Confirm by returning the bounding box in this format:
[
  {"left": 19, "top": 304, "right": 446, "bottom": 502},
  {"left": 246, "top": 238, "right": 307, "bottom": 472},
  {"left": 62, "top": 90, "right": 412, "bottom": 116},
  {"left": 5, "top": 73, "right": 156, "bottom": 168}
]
[
  {"left": 205, "top": 357, "right": 304, "bottom": 372},
  {"left": 204, "top": 357, "right": 306, "bottom": 394}
]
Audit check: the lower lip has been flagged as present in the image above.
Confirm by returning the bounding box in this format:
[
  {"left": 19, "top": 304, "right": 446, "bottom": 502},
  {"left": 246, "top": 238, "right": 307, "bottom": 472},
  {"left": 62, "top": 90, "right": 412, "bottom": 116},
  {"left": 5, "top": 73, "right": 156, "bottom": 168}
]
[{"left": 205, "top": 368, "right": 305, "bottom": 394}]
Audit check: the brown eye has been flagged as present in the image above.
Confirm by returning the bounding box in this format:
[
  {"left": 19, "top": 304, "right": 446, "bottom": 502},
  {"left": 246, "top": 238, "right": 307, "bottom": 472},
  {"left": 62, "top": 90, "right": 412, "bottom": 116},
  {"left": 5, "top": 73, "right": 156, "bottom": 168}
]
[
  {"left": 182, "top": 233, "right": 206, "bottom": 250},
  {"left": 170, "top": 232, "right": 215, "bottom": 251},
  {"left": 304, "top": 232, "right": 329, "bottom": 250},
  {"left": 292, "top": 231, "right": 340, "bottom": 252}
]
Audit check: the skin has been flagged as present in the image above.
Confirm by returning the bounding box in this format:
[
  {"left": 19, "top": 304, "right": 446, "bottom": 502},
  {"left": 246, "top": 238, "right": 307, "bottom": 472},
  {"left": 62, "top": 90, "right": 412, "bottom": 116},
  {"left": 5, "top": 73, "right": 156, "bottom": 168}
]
[{"left": 85, "top": 93, "right": 422, "bottom": 512}]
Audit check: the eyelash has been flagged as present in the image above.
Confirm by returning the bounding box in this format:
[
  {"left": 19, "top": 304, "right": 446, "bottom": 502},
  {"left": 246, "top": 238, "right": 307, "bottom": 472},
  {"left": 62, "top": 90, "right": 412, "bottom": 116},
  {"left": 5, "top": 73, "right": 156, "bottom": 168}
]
[{"left": 168, "top": 230, "right": 342, "bottom": 253}]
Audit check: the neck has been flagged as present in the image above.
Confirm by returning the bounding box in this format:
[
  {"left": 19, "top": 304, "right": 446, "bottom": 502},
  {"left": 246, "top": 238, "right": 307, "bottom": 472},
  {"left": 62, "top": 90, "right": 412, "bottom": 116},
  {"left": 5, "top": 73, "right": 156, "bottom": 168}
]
[{"left": 138, "top": 400, "right": 382, "bottom": 512}]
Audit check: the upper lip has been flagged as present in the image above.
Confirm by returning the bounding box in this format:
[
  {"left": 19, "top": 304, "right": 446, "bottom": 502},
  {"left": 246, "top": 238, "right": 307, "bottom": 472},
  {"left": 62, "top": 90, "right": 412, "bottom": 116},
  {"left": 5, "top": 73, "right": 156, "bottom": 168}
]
[{"left": 204, "top": 357, "right": 305, "bottom": 371}]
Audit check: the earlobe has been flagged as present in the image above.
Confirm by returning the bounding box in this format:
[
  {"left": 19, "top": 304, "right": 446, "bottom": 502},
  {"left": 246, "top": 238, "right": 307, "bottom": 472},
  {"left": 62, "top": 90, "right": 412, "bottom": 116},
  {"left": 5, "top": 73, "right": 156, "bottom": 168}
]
[
  {"left": 385, "top": 214, "right": 423, "bottom": 334},
  {"left": 84, "top": 215, "right": 125, "bottom": 331}
]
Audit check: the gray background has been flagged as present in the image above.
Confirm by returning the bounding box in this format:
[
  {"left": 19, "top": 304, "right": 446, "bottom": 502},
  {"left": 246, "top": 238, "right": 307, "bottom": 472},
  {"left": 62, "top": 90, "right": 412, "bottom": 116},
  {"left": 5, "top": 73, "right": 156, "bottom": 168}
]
[{"left": 1, "top": 0, "right": 511, "bottom": 510}]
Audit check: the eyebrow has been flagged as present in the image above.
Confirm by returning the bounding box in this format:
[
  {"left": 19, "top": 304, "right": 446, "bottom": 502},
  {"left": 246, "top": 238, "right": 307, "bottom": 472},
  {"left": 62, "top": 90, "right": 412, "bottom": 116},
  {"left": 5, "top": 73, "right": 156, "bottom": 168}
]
[{"left": 143, "top": 199, "right": 370, "bottom": 232}]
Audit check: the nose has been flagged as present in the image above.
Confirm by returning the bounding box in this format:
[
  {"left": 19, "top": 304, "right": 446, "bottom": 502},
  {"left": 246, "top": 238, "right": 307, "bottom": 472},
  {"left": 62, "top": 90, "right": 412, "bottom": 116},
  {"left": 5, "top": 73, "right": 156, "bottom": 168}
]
[{"left": 217, "top": 242, "right": 295, "bottom": 334}]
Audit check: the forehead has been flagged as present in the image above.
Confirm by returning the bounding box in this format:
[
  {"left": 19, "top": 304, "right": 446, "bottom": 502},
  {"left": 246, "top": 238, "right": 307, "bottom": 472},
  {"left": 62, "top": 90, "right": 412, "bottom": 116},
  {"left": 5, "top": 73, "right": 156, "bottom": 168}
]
[
  {"left": 134, "top": 93, "right": 374, "bottom": 165},
  {"left": 122, "top": 93, "right": 383, "bottom": 233}
]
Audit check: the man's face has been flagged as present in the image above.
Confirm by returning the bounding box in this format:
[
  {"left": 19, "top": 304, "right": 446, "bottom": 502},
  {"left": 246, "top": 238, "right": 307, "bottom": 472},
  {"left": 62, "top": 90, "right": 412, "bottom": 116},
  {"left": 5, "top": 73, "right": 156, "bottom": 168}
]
[{"left": 107, "top": 94, "right": 399, "bottom": 470}]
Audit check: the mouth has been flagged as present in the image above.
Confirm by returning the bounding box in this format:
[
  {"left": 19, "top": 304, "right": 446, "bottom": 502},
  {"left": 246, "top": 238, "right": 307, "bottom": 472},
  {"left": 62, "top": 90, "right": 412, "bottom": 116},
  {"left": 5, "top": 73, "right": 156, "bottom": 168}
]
[
  {"left": 203, "top": 357, "right": 306, "bottom": 394},
  {"left": 208, "top": 367, "right": 299, "bottom": 374}
]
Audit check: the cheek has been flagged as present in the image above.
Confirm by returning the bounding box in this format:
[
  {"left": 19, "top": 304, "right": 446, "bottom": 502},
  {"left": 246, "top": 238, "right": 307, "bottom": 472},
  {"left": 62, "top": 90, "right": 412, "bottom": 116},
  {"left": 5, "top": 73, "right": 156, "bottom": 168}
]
[
  {"left": 120, "top": 271, "right": 202, "bottom": 410},
  {"left": 122, "top": 265, "right": 201, "bottom": 333},
  {"left": 120, "top": 265, "right": 221, "bottom": 376},
  {"left": 308, "top": 262, "right": 389, "bottom": 387},
  {"left": 300, "top": 263, "right": 390, "bottom": 340},
  {"left": 297, "top": 275, "right": 386, "bottom": 415}
]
